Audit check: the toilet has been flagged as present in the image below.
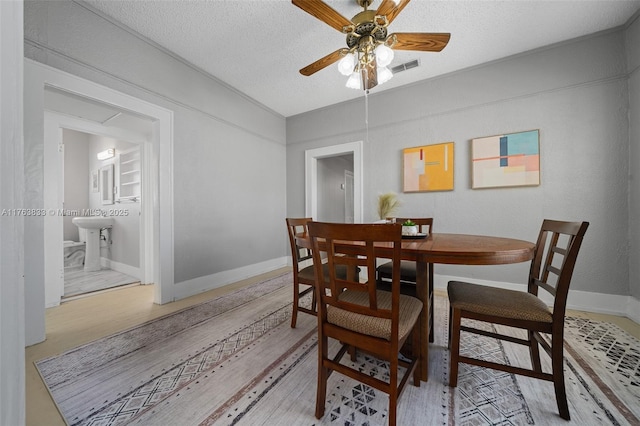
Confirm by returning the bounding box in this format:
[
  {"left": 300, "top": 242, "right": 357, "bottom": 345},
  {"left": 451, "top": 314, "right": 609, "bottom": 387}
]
[{"left": 64, "top": 227, "right": 86, "bottom": 268}]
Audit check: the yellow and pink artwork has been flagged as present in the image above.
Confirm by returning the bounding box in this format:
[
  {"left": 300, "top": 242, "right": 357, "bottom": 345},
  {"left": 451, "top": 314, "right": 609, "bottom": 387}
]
[
  {"left": 403, "top": 142, "right": 454, "bottom": 192},
  {"left": 471, "top": 130, "right": 540, "bottom": 189}
]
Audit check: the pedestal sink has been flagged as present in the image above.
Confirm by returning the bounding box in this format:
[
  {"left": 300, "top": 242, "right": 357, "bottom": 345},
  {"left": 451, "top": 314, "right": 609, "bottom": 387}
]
[{"left": 72, "top": 216, "right": 114, "bottom": 272}]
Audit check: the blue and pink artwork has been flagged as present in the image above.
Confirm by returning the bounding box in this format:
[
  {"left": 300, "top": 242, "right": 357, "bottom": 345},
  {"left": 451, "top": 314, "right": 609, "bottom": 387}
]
[{"left": 471, "top": 130, "right": 540, "bottom": 189}]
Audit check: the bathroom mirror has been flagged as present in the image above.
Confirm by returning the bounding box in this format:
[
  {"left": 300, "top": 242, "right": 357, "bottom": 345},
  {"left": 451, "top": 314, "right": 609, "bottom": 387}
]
[{"left": 100, "top": 164, "right": 114, "bottom": 205}]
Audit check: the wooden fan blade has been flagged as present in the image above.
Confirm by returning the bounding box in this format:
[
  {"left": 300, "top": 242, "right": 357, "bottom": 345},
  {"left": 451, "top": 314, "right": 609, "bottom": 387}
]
[
  {"left": 292, "top": 0, "right": 353, "bottom": 32},
  {"left": 390, "top": 32, "right": 450, "bottom": 52},
  {"left": 376, "top": 0, "right": 411, "bottom": 25},
  {"left": 300, "top": 48, "right": 348, "bottom": 76}
]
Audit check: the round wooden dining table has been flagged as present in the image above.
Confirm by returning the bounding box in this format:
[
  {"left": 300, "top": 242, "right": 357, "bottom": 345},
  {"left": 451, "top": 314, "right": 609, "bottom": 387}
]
[{"left": 296, "top": 232, "right": 536, "bottom": 381}]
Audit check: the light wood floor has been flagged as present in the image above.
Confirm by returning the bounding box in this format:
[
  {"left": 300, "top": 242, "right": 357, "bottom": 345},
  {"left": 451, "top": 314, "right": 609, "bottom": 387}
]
[{"left": 25, "top": 269, "right": 640, "bottom": 426}]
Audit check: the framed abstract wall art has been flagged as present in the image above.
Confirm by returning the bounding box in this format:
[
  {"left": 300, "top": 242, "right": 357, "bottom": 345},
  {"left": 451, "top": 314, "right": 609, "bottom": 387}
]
[
  {"left": 471, "top": 130, "right": 540, "bottom": 189},
  {"left": 403, "top": 142, "right": 454, "bottom": 192}
]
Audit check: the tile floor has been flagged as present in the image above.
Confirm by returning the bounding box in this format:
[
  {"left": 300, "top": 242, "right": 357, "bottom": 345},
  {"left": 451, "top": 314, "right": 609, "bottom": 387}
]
[{"left": 64, "top": 267, "right": 139, "bottom": 298}]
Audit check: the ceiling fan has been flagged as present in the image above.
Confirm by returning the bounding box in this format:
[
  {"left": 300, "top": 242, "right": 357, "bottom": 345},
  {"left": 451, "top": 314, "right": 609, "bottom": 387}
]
[{"left": 292, "top": 0, "right": 450, "bottom": 90}]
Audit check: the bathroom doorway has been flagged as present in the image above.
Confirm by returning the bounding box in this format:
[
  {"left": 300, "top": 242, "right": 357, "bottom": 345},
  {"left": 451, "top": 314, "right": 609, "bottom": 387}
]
[
  {"left": 60, "top": 127, "right": 142, "bottom": 299},
  {"left": 44, "top": 88, "right": 153, "bottom": 305}
]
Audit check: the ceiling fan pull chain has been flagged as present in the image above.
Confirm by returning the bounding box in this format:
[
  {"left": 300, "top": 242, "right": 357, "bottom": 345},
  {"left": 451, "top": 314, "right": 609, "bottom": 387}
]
[{"left": 364, "top": 89, "right": 370, "bottom": 144}]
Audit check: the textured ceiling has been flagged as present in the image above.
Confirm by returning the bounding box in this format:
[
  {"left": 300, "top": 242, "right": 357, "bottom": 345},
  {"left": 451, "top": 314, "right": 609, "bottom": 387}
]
[{"left": 82, "top": 0, "right": 640, "bottom": 117}]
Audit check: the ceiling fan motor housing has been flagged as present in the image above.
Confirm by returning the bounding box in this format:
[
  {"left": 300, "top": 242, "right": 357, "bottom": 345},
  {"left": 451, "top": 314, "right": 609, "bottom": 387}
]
[{"left": 345, "top": 10, "right": 388, "bottom": 48}]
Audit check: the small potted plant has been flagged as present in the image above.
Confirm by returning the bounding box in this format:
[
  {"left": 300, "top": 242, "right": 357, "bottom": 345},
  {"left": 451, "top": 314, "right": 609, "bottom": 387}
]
[{"left": 402, "top": 219, "right": 418, "bottom": 236}]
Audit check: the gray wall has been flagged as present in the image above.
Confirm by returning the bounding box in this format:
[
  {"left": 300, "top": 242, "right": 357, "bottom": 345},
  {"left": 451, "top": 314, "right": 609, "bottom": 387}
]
[
  {"left": 317, "top": 154, "right": 354, "bottom": 222},
  {"left": 62, "top": 129, "right": 90, "bottom": 242},
  {"left": 287, "top": 28, "right": 634, "bottom": 297},
  {"left": 23, "top": 1, "right": 287, "bottom": 321},
  {"left": 21, "top": 2, "right": 638, "bottom": 308},
  {"left": 628, "top": 14, "right": 640, "bottom": 300}
]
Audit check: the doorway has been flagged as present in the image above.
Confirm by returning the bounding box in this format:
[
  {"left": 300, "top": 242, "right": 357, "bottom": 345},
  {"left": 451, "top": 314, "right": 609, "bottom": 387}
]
[
  {"left": 305, "top": 141, "right": 363, "bottom": 223},
  {"left": 44, "top": 104, "right": 149, "bottom": 304},
  {"left": 59, "top": 127, "right": 143, "bottom": 299},
  {"left": 32, "top": 59, "right": 175, "bottom": 310},
  {"left": 316, "top": 154, "right": 354, "bottom": 223}
]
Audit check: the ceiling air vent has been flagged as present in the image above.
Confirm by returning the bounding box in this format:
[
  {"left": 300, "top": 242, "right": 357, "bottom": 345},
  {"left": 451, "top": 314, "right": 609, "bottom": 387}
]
[{"left": 391, "top": 59, "right": 420, "bottom": 74}]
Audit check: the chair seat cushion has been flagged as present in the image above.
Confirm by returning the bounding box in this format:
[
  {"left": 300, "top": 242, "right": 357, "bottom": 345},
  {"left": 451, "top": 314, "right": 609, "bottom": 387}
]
[
  {"left": 377, "top": 260, "right": 418, "bottom": 281},
  {"left": 328, "top": 290, "right": 423, "bottom": 341},
  {"left": 448, "top": 281, "right": 553, "bottom": 323},
  {"left": 298, "top": 263, "right": 353, "bottom": 282}
]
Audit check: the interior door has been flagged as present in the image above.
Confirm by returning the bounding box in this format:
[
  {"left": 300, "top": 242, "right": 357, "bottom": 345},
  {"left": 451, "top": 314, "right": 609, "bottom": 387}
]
[{"left": 344, "top": 170, "right": 354, "bottom": 223}]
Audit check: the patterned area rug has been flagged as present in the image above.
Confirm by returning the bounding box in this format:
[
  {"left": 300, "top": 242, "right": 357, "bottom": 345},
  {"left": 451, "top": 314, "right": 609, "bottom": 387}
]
[{"left": 36, "top": 273, "right": 640, "bottom": 425}]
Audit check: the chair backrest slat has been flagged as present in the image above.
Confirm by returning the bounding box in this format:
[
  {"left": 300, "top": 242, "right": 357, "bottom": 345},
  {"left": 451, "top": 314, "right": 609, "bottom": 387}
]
[
  {"left": 528, "top": 220, "right": 589, "bottom": 321},
  {"left": 286, "top": 218, "right": 313, "bottom": 270},
  {"left": 309, "top": 222, "right": 402, "bottom": 323},
  {"left": 551, "top": 246, "right": 568, "bottom": 256},
  {"left": 534, "top": 277, "right": 557, "bottom": 296}
]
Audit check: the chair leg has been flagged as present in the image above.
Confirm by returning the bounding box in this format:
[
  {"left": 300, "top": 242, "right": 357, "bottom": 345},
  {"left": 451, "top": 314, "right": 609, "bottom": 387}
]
[
  {"left": 349, "top": 345, "right": 357, "bottom": 362},
  {"left": 311, "top": 287, "right": 317, "bottom": 314},
  {"left": 448, "top": 308, "right": 461, "bottom": 387},
  {"left": 429, "top": 263, "right": 434, "bottom": 343},
  {"left": 290, "top": 283, "right": 299, "bottom": 328},
  {"left": 388, "top": 357, "right": 399, "bottom": 426},
  {"left": 315, "top": 334, "right": 329, "bottom": 419},
  {"left": 412, "top": 326, "right": 421, "bottom": 386},
  {"left": 528, "top": 330, "right": 542, "bottom": 372},
  {"left": 448, "top": 304, "right": 453, "bottom": 349},
  {"left": 552, "top": 333, "right": 570, "bottom": 420}
]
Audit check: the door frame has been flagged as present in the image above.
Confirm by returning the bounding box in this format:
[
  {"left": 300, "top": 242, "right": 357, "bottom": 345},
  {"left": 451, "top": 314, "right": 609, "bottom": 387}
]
[
  {"left": 32, "top": 59, "right": 175, "bottom": 305},
  {"left": 305, "top": 141, "right": 363, "bottom": 223}
]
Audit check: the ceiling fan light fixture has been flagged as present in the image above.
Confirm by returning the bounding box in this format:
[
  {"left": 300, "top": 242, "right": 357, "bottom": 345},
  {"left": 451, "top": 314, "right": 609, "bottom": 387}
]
[
  {"left": 346, "top": 72, "right": 362, "bottom": 90},
  {"left": 294, "top": 0, "right": 450, "bottom": 92},
  {"left": 377, "top": 66, "right": 393, "bottom": 84},
  {"left": 338, "top": 53, "right": 356, "bottom": 76},
  {"left": 374, "top": 44, "right": 394, "bottom": 67}
]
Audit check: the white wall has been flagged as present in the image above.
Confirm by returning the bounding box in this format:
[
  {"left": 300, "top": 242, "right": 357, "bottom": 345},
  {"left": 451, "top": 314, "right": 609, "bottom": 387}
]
[
  {"left": 627, "top": 13, "right": 640, "bottom": 300},
  {"left": 287, "top": 29, "right": 632, "bottom": 303},
  {"left": 0, "top": 1, "right": 25, "bottom": 424},
  {"left": 63, "top": 129, "right": 90, "bottom": 241}
]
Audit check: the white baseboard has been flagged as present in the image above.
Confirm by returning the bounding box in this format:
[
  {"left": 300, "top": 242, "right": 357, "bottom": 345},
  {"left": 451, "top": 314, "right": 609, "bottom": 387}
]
[
  {"left": 172, "top": 257, "right": 289, "bottom": 301},
  {"left": 627, "top": 296, "right": 640, "bottom": 324},
  {"left": 435, "top": 274, "right": 640, "bottom": 324},
  {"left": 100, "top": 257, "right": 141, "bottom": 280}
]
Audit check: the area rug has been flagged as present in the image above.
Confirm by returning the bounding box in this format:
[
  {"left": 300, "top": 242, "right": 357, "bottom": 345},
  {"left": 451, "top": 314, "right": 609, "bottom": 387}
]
[{"left": 36, "top": 272, "right": 640, "bottom": 425}]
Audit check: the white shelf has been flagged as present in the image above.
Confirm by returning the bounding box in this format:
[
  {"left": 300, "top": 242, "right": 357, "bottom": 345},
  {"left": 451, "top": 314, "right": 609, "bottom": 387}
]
[{"left": 117, "top": 147, "right": 141, "bottom": 201}]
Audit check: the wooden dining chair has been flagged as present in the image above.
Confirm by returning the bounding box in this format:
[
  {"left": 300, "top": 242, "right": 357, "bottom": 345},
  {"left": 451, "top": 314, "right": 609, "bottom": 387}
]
[
  {"left": 285, "top": 218, "right": 358, "bottom": 328},
  {"left": 285, "top": 218, "right": 318, "bottom": 328},
  {"left": 377, "top": 217, "right": 435, "bottom": 342},
  {"left": 308, "top": 222, "right": 423, "bottom": 426},
  {"left": 448, "top": 219, "right": 589, "bottom": 420}
]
